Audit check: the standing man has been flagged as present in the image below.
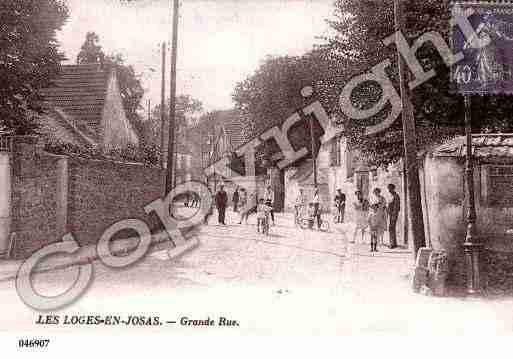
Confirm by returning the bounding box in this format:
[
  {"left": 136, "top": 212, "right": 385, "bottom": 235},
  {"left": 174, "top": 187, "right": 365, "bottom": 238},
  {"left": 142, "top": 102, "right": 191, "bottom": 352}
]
[
  {"left": 387, "top": 183, "right": 400, "bottom": 249},
  {"left": 294, "top": 188, "right": 307, "bottom": 226},
  {"left": 334, "top": 189, "right": 346, "bottom": 223},
  {"left": 312, "top": 187, "right": 322, "bottom": 230},
  {"left": 215, "top": 185, "right": 228, "bottom": 225},
  {"left": 232, "top": 186, "right": 240, "bottom": 213},
  {"left": 264, "top": 185, "right": 275, "bottom": 226}
]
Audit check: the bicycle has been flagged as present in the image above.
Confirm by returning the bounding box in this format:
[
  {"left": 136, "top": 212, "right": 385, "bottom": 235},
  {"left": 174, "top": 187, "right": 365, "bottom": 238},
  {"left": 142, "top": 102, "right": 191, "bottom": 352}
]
[{"left": 298, "top": 206, "right": 330, "bottom": 232}]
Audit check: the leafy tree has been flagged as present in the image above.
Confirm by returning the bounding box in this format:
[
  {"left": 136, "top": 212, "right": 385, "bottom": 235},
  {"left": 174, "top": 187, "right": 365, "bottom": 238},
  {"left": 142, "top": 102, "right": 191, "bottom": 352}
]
[
  {"left": 75, "top": 33, "right": 145, "bottom": 142},
  {"left": 232, "top": 53, "right": 338, "bottom": 137},
  {"left": 143, "top": 95, "right": 203, "bottom": 147},
  {"left": 0, "top": 0, "right": 68, "bottom": 134},
  {"left": 76, "top": 32, "right": 104, "bottom": 65}
]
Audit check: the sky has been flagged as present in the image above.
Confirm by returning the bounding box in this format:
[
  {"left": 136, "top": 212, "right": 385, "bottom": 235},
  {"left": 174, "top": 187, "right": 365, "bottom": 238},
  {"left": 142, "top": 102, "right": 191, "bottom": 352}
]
[{"left": 57, "top": 0, "right": 334, "bottom": 113}]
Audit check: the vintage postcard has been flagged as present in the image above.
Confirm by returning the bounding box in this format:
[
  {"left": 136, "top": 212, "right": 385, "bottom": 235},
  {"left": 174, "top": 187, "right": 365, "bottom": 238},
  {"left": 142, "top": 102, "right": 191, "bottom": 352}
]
[{"left": 1, "top": 0, "right": 513, "bottom": 355}]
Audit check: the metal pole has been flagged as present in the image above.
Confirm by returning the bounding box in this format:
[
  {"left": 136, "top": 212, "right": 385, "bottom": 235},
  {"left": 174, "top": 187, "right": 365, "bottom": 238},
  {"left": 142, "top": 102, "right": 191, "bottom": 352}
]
[
  {"left": 393, "top": 0, "right": 426, "bottom": 258},
  {"left": 308, "top": 112, "right": 318, "bottom": 188},
  {"left": 463, "top": 95, "right": 483, "bottom": 295},
  {"left": 160, "top": 42, "right": 167, "bottom": 169},
  {"left": 165, "top": 0, "right": 179, "bottom": 194}
]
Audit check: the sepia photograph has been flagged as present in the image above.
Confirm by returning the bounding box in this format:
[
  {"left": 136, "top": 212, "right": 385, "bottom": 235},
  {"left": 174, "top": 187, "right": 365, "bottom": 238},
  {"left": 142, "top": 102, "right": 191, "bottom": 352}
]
[{"left": 1, "top": 0, "right": 513, "bottom": 354}]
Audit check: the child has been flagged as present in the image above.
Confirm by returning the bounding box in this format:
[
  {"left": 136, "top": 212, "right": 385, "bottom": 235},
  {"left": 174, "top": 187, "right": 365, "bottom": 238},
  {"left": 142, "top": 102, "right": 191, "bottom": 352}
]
[
  {"left": 306, "top": 203, "right": 316, "bottom": 229},
  {"left": 368, "top": 203, "right": 380, "bottom": 252},
  {"left": 257, "top": 198, "right": 272, "bottom": 234}
]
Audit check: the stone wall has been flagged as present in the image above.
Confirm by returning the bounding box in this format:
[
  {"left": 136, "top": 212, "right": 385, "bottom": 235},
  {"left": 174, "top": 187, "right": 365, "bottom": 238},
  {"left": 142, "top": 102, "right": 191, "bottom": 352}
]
[
  {"left": 10, "top": 140, "right": 61, "bottom": 258},
  {"left": 67, "top": 158, "right": 165, "bottom": 246},
  {"left": 9, "top": 138, "right": 166, "bottom": 259},
  {"left": 422, "top": 154, "right": 513, "bottom": 290}
]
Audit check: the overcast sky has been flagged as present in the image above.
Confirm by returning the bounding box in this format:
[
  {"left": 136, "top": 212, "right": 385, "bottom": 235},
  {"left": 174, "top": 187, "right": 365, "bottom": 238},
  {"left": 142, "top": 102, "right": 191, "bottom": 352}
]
[{"left": 57, "top": 0, "right": 334, "bottom": 113}]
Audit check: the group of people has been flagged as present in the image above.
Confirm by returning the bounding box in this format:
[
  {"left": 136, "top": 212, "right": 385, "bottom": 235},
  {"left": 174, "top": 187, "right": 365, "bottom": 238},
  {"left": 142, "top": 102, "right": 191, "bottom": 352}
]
[
  {"left": 203, "top": 182, "right": 401, "bottom": 249},
  {"left": 206, "top": 185, "right": 276, "bottom": 233},
  {"left": 352, "top": 184, "right": 400, "bottom": 251},
  {"left": 293, "top": 188, "right": 322, "bottom": 229}
]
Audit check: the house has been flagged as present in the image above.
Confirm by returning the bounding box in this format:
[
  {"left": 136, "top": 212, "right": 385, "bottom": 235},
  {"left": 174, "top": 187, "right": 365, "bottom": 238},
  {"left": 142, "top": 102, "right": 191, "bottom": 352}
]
[
  {"left": 174, "top": 143, "right": 193, "bottom": 185},
  {"left": 422, "top": 134, "right": 513, "bottom": 290},
  {"left": 284, "top": 134, "right": 405, "bottom": 235},
  {"left": 38, "top": 64, "right": 139, "bottom": 150},
  {"left": 187, "top": 110, "right": 248, "bottom": 196}
]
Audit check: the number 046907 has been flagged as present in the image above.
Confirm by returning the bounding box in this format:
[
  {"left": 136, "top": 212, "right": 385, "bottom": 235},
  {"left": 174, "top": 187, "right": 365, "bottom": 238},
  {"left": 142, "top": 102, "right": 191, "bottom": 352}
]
[{"left": 18, "top": 339, "right": 50, "bottom": 348}]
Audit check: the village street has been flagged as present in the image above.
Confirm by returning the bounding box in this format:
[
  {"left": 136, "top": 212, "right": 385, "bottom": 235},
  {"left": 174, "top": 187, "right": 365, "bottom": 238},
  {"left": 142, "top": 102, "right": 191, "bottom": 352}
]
[{"left": 0, "top": 211, "right": 512, "bottom": 335}]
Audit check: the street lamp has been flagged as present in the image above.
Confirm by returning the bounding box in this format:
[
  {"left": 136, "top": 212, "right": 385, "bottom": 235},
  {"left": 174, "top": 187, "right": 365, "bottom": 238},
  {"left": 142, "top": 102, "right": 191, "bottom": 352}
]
[{"left": 463, "top": 96, "right": 484, "bottom": 295}]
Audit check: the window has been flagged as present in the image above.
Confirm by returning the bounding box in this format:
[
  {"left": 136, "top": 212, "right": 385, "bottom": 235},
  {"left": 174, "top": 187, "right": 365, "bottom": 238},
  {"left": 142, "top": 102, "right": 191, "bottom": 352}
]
[
  {"left": 329, "top": 137, "right": 341, "bottom": 167},
  {"left": 481, "top": 165, "right": 513, "bottom": 207}
]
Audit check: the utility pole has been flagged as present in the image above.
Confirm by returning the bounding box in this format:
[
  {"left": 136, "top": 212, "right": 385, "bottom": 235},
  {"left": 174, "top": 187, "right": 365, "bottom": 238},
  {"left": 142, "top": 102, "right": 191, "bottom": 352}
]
[
  {"left": 173, "top": 120, "right": 178, "bottom": 188},
  {"left": 160, "top": 42, "right": 167, "bottom": 169},
  {"left": 308, "top": 115, "right": 318, "bottom": 188},
  {"left": 165, "top": 0, "right": 180, "bottom": 195},
  {"left": 393, "top": 0, "right": 426, "bottom": 258},
  {"left": 147, "top": 99, "right": 151, "bottom": 122}
]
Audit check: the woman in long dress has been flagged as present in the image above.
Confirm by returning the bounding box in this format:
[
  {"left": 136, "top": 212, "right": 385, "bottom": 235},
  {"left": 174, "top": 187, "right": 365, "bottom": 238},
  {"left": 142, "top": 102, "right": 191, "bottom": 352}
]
[
  {"left": 371, "top": 188, "right": 387, "bottom": 246},
  {"left": 351, "top": 191, "right": 369, "bottom": 244},
  {"left": 238, "top": 188, "right": 248, "bottom": 224}
]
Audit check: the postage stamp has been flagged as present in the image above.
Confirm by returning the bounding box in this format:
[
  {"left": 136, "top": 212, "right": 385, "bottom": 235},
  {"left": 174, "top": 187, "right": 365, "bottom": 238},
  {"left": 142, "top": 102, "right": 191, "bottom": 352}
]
[{"left": 452, "top": 1, "right": 513, "bottom": 95}]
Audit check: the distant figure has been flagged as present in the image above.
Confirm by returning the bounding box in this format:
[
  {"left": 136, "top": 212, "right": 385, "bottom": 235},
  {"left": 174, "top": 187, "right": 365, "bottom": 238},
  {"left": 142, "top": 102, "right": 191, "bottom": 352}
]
[
  {"left": 264, "top": 186, "right": 275, "bottom": 226},
  {"left": 371, "top": 188, "right": 387, "bottom": 246},
  {"left": 368, "top": 203, "right": 380, "bottom": 252},
  {"left": 184, "top": 192, "right": 190, "bottom": 207},
  {"left": 203, "top": 194, "right": 215, "bottom": 225},
  {"left": 387, "top": 183, "right": 400, "bottom": 249},
  {"left": 306, "top": 202, "right": 316, "bottom": 229},
  {"left": 334, "top": 189, "right": 346, "bottom": 223},
  {"left": 352, "top": 190, "right": 369, "bottom": 244},
  {"left": 215, "top": 185, "right": 228, "bottom": 225},
  {"left": 256, "top": 198, "right": 272, "bottom": 234},
  {"left": 191, "top": 193, "right": 199, "bottom": 208},
  {"left": 294, "top": 188, "right": 307, "bottom": 226},
  {"left": 232, "top": 187, "right": 240, "bottom": 213},
  {"left": 311, "top": 187, "right": 322, "bottom": 230},
  {"left": 238, "top": 188, "right": 248, "bottom": 224}
]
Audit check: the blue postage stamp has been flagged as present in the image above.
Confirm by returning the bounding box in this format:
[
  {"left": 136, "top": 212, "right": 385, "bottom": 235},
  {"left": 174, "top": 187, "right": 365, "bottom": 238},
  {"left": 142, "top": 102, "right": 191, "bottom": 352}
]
[{"left": 452, "top": 2, "right": 513, "bottom": 95}]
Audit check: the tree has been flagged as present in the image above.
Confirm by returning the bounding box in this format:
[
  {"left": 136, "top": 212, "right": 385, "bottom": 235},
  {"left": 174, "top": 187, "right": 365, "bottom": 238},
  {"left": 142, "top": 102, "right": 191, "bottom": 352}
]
[
  {"left": 76, "top": 32, "right": 104, "bottom": 65},
  {"left": 143, "top": 95, "right": 203, "bottom": 147},
  {"left": 232, "top": 53, "right": 339, "bottom": 137},
  {"left": 0, "top": 0, "right": 68, "bottom": 134},
  {"left": 75, "top": 33, "right": 145, "bottom": 142}
]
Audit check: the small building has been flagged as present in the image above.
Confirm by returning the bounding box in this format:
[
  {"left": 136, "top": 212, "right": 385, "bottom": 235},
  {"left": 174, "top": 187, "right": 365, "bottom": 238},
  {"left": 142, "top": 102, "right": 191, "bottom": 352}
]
[
  {"left": 174, "top": 143, "right": 193, "bottom": 185},
  {"left": 285, "top": 135, "right": 404, "bottom": 234},
  {"left": 187, "top": 110, "right": 248, "bottom": 198},
  {"left": 423, "top": 134, "right": 513, "bottom": 291},
  {"left": 39, "top": 64, "right": 139, "bottom": 150}
]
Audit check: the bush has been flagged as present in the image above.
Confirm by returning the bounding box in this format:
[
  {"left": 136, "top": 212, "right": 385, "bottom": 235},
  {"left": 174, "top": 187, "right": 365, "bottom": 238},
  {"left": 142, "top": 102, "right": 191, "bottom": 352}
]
[{"left": 43, "top": 141, "right": 162, "bottom": 167}]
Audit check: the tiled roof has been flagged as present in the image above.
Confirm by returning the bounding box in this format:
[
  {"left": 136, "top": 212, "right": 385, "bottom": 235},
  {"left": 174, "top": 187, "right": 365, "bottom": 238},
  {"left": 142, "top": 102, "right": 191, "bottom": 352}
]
[
  {"left": 188, "top": 109, "right": 247, "bottom": 150},
  {"left": 433, "top": 134, "right": 513, "bottom": 158},
  {"left": 39, "top": 64, "right": 109, "bottom": 127}
]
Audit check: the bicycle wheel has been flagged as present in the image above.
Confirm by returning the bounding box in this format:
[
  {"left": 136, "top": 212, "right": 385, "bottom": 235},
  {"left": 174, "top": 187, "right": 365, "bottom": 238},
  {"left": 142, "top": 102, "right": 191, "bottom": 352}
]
[
  {"left": 300, "top": 218, "right": 310, "bottom": 230},
  {"left": 320, "top": 219, "right": 330, "bottom": 232}
]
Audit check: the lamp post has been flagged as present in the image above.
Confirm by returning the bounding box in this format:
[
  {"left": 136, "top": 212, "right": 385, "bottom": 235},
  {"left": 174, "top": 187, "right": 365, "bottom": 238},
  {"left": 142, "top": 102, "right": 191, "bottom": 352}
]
[{"left": 463, "top": 96, "right": 484, "bottom": 295}]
